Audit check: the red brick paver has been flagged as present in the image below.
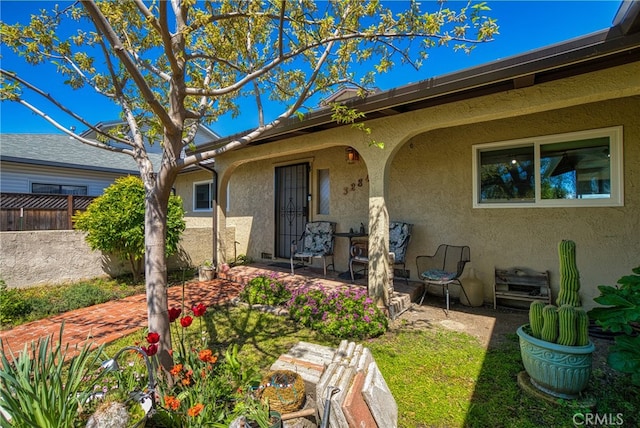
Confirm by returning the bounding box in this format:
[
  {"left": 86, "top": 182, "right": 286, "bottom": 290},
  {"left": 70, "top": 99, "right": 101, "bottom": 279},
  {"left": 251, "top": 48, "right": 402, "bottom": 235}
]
[{"left": 0, "top": 279, "right": 242, "bottom": 358}]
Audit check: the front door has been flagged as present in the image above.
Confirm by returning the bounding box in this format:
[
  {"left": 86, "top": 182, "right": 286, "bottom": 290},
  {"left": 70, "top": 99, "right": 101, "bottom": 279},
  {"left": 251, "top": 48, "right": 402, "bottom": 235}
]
[{"left": 275, "top": 163, "right": 309, "bottom": 258}]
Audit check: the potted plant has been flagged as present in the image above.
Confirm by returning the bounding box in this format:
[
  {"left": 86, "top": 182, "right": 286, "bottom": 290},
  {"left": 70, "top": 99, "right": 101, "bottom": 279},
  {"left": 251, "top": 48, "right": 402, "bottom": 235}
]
[
  {"left": 516, "top": 240, "right": 595, "bottom": 399},
  {"left": 198, "top": 260, "right": 215, "bottom": 282},
  {"left": 587, "top": 266, "right": 640, "bottom": 386}
]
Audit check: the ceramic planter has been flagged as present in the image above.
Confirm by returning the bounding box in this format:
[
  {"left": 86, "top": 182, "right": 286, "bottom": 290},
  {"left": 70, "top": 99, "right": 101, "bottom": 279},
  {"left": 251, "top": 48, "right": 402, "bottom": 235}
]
[
  {"left": 198, "top": 266, "right": 215, "bottom": 282},
  {"left": 517, "top": 324, "right": 595, "bottom": 399}
]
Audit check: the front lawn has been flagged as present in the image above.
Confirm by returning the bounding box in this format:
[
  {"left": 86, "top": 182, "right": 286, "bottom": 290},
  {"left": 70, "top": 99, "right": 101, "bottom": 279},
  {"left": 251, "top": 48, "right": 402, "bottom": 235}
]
[{"left": 103, "top": 305, "right": 639, "bottom": 428}]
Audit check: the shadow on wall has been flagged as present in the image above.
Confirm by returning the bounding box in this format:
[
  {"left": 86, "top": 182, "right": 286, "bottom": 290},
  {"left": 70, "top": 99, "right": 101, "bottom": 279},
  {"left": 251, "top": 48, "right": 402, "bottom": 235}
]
[{"left": 100, "top": 246, "right": 195, "bottom": 278}]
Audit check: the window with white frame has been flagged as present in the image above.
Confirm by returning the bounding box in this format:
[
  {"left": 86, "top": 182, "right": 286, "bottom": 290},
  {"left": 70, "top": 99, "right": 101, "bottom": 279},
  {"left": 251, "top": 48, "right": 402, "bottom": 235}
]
[
  {"left": 193, "top": 180, "right": 213, "bottom": 211},
  {"left": 473, "top": 126, "right": 623, "bottom": 208}
]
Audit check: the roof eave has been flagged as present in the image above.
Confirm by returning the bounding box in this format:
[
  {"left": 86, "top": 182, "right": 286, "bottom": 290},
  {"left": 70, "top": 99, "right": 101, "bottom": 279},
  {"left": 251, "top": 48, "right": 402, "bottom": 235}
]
[{"left": 193, "top": 7, "right": 640, "bottom": 154}]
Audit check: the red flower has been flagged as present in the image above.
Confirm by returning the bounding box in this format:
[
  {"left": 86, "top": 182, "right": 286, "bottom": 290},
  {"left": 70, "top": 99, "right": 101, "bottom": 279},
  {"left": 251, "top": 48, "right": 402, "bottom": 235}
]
[
  {"left": 168, "top": 307, "right": 182, "bottom": 322},
  {"left": 180, "top": 316, "right": 193, "bottom": 328},
  {"left": 141, "top": 344, "right": 158, "bottom": 357},
  {"left": 146, "top": 332, "right": 160, "bottom": 344},
  {"left": 192, "top": 303, "right": 207, "bottom": 317}
]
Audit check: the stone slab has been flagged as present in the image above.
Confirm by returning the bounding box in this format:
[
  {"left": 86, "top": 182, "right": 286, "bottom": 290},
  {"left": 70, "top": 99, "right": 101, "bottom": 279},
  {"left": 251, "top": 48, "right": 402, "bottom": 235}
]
[
  {"left": 342, "top": 371, "right": 378, "bottom": 428},
  {"left": 328, "top": 366, "right": 355, "bottom": 428},
  {"left": 362, "top": 361, "right": 398, "bottom": 428}
]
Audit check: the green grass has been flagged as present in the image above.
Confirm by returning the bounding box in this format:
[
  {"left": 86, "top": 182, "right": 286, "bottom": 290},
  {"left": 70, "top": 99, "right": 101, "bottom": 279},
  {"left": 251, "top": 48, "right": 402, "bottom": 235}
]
[
  {"left": 4, "top": 276, "right": 639, "bottom": 427},
  {"left": 104, "top": 306, "right": 639, "bottom": 428}
]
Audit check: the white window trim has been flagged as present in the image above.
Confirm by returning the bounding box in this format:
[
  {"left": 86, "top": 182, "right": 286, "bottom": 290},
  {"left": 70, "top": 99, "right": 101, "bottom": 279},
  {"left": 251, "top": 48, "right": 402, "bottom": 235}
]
[
  {"left": 472, "top": 126, "right": 623, "bottom": 208},
  {"left": 193, "top": 180, "right": 213, "bottom": 212}
]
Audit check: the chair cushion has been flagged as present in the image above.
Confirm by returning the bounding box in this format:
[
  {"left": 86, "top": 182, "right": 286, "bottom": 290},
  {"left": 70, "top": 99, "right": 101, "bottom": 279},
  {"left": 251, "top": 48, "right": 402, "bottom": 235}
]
[
  {"left": 421, "top": 269, "right": 456, "bottom": 281},
  {"left": 389, "top": 222, "right": 410, "bottom": 263},
  {"left": 301, "top": 222, "right": 334, "bottom": 255}
]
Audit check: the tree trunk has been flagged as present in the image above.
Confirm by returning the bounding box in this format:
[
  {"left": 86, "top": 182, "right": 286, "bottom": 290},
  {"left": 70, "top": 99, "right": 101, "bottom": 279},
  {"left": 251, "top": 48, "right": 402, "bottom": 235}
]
[{"left": 144, "top": 183, "right": 173, "bottom": 372}]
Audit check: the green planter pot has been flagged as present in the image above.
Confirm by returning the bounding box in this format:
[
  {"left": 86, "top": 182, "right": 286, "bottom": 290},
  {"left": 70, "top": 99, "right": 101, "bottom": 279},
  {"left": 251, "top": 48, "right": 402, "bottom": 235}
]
[{"left": 517, "top": 324, "right": 595, "bottom": 399}]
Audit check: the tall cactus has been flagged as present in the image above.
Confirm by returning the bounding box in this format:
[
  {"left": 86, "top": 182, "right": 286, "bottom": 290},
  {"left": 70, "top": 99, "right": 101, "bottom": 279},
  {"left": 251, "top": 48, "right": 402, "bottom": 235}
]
[
  {"left": 557, "top": 240, "right": 581, "bottom": 307},
  {"left": 527, "top": 240, "right": 590, "bottom": 346}
]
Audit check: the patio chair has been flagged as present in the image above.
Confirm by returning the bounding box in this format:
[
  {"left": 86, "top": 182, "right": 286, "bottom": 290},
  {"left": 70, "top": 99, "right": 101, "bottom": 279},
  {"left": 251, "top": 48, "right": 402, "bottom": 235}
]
[
  {"left": 416, "top": 244, "right": 470, "bottom": 313},
  {"left": 290, "top": 221, "right": 336, "bottom": 276},
  {"left": 349, "top": 222, "right": 412, "bottom": 283}
]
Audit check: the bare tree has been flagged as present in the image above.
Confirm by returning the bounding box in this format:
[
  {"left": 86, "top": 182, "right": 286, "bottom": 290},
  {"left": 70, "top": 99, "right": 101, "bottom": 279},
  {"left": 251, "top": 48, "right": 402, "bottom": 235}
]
[{"left": 0, "top": 0, "right": 498, "bottom": 370}]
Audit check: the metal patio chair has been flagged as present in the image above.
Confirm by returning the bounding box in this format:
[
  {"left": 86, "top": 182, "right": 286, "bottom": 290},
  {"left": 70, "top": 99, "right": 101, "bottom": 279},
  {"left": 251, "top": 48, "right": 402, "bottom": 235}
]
[
  {"left": 290, "top": 221, "right": 336, "bottom": 276},
  {"left": 349, "top": 222, "right": 412, "bottom": 283},
  {"left": 416, "top": 244, "right": 470, "bottom": 313}
]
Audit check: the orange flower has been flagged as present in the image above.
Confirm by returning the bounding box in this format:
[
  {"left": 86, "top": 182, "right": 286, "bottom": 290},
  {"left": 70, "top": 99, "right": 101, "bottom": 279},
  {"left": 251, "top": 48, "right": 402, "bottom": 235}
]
[
  {"left": 182, "top": 370, "right": 193, "bottom": 386},
  {"left": 170, "top": 363, "right": 183, "bottom": 376},
  {"left": 198, "top": 349, "right": 218, "bottom": 363},
  {"left": 188, "top": 403, "right": 204, "bottom": 417},
  {"left": 164, "top": 395, "right": 181, "bottom": 411}
]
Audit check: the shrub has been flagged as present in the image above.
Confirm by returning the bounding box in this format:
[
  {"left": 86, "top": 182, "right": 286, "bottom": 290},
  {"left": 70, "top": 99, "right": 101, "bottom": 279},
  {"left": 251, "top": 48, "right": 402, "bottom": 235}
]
[
  {"left": 0, "top": 279, "right": 32, "bottom": 325},
  {"left": 287, "top": 286, "right": 388, "bottom": 339},
  {"left": 74, "top": 176, "right": 186, "bottom": 282},
  {"left": 239, "top": 275, "right": 292, "bottom": 306}
]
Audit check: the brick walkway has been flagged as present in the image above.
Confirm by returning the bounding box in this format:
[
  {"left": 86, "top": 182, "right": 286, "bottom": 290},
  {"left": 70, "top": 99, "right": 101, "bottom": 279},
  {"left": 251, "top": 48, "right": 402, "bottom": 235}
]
[
  {"left": 0, "top": 278, "right": 243, "bottom": 358},
  {"left": 0, "top": 263, "right": 420, "bottom": 358}
]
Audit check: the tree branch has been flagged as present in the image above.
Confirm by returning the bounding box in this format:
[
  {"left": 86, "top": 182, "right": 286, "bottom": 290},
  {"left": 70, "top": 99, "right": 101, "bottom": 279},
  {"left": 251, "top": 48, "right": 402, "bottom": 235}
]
[{"left": 80, "top": 0, "right": 176, "bottom": 133}]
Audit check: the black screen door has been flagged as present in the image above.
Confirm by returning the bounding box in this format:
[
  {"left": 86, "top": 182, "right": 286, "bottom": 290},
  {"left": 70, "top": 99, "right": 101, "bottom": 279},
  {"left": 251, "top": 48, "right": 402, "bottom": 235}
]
[{"left": 275, "top": 163, "right": 309, "bottom": 258}]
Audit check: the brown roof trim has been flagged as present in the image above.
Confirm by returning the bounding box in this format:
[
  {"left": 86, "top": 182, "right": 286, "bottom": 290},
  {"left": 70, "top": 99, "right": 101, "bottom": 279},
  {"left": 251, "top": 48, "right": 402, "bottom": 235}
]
[{"left": 194, "top": 4, "right": 640, "bottom": 153}]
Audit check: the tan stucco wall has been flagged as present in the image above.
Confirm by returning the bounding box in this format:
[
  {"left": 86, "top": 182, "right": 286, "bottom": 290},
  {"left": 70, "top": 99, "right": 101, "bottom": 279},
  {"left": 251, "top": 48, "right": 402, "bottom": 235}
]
[
  {"left": 174, "top": 170, "right": 215, "bottom": 228},
  {"left": 0, "top": 228, "right": 212, "bottom": 288},
  {"left": 202, "top": 62, "right": 640, "bottom": 309},
  {"left": 220, "top": 147, "right": 370, "bottom": 266},
  {"left": 388, "top": 97, "right": 639, "bottom": 309}
]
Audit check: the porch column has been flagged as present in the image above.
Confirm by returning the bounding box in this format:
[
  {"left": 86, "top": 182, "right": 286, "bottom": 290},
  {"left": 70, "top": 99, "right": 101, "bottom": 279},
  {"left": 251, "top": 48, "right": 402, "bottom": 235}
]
[{"left": 366, "top": 157, "right": 391, "bottom": 310}]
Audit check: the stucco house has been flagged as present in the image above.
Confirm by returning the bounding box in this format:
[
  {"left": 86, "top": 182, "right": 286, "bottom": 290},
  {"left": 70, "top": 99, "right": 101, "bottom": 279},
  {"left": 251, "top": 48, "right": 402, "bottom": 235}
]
[{"left": 177, "top": 1, "right": 640, "bottom": 311}]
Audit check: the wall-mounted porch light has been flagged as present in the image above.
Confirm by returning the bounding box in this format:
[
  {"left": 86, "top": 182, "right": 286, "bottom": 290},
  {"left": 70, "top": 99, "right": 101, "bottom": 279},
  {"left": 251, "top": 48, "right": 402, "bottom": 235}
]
[{"left": 345, "top": 147, "right": 360, "bottom": 164}]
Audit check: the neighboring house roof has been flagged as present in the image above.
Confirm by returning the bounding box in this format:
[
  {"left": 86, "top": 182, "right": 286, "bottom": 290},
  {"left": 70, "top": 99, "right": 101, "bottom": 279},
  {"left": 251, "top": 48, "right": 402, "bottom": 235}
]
[
  {"left": 80, "top": 120, "right": 221, "bottom": 153},
  {"left": 0, "top": 134, "right": 160, "bottom": 174},
  {"left": 194, "top": 0, "right": 640, "bottom": 153}
]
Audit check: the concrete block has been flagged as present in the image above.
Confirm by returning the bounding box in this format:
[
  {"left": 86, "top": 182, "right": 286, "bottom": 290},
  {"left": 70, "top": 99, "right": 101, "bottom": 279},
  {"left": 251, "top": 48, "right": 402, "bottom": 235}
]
[{"left": 363, "top": 361, "right": 398, "bottom": 428}]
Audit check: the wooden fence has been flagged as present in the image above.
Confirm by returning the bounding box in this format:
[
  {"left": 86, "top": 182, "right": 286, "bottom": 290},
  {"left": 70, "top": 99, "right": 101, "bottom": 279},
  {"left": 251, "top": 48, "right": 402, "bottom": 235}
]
[{"left": 0, "top": 193, "right": 95, "bottom": 231}]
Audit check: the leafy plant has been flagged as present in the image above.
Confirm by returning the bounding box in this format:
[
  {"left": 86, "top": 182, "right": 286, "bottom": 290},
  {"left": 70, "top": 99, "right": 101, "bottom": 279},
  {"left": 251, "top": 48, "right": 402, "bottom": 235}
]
[
  {"left": 588, "top": 266, "right": 640, "bottom": 385},
  {"left": 74, "top": 176, "right": 186, "bottom": 282},
  {"left": 239, "top": 274, "right": 292, "bottom": 306},
  {"left": 0, "top": 324, "right": 106, "bottom": 428},
  {"left": 287, "top": 285, "right": 388, "bottom": 339}
]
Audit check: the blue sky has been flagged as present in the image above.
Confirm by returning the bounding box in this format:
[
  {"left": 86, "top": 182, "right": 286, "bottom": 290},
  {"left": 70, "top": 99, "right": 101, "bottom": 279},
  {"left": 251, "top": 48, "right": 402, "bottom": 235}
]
[{"left": 0, "top": 1, "right": 623, "bottom": 137}]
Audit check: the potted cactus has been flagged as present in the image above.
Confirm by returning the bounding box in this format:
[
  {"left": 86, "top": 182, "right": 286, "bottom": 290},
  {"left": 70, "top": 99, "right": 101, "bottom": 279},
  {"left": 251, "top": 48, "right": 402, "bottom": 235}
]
[{"left": 516, "top": 240, "right": 595, "bottom": 399}]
